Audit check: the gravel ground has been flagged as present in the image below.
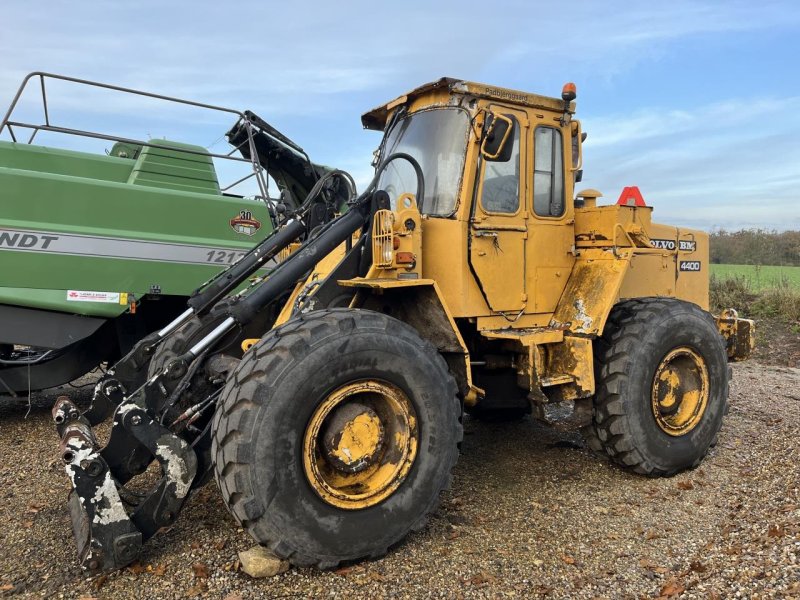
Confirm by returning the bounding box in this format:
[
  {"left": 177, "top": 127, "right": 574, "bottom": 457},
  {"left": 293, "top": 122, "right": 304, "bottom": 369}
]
[{"left": 0, "top": 360, "right": 798, "bottom": 599}]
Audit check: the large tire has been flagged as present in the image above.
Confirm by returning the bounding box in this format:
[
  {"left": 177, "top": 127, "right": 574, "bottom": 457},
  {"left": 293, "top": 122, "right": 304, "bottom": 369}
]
[
  {"left": 212, "top": 308, "right": 462, "bottom": 568},
  {"left": 589, "top": 298, "right": 728, "bottom": 476}
]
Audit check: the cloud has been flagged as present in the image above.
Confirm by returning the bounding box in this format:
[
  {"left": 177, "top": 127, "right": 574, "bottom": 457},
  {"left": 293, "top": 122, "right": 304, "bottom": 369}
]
[
  {"left": 579, "top": 96, "right": 800, "bottom": 230},
  {"left": 0, "top": 0, "right": 798, "bottom": 228},
  {"left": 2, "top": 1, "right": 796, "bottom": 116}
]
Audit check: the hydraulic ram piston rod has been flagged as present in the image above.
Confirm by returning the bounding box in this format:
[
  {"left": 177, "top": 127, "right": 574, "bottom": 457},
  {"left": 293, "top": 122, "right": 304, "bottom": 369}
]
[{"left": 157, "top": 307, "right": 195, "bottom": 337}]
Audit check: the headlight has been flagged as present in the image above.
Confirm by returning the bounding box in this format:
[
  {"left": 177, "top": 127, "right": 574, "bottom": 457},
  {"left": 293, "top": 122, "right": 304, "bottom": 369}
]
[{"left": 372, "top": 209, "right": 395, "bottom": 268}]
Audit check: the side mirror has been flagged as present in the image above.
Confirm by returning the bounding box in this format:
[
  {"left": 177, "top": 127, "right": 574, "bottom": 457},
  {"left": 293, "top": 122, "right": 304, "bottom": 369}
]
[
  {"left": 481, "top": 113, "right": 515, "bottom": 162},
  {"left": 570, "top": 120, "right": 583, "bottom": 172}
]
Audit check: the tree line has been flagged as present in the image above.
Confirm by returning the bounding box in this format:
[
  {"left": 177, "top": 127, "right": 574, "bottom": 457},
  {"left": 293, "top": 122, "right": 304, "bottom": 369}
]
[{"left": 709, "top": 229, "right": 800, "bottom": 266}]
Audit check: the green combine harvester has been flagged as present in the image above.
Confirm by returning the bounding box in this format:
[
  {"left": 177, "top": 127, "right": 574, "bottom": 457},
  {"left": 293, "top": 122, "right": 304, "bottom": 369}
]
[{"left": 0, "top": 72, "right": 347, "bottom": 394}]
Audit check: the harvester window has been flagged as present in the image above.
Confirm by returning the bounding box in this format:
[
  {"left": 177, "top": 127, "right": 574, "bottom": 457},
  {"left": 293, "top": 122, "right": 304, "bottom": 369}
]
[
  {"left": 479, "top": 117, "right": 520, "bottom": 214},
  {"left": 533, "top": 127, "right": 565, "bottom": 217}
]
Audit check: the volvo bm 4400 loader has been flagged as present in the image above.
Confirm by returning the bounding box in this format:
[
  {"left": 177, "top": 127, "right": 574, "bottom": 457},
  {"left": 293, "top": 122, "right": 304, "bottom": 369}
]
[{"left": 52, "top": 78, "right": 754, "bottom": 573}]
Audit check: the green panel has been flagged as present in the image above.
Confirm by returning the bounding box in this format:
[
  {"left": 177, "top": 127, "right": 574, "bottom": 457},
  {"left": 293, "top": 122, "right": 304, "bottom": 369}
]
[
  {"left": 0, "top": 139, "right": 274, "bottom": 317},
  {"left": 0, "top": 140, "right": 133, "bottom": 183},
  {"left": 129, "top": 141, "right": 220, "bottom": 194},
  {"left": 0, "top": 287, "right": 126, "bottom": 317},
  {"left": 0, "top": 168, "right": 270, "bottom": 244}
]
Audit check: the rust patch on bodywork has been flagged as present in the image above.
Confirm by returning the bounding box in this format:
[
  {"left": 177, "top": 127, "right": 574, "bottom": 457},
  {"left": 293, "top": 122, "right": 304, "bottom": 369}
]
[{"left": 549, "top": 248, "right": 631, "bottom": 335}]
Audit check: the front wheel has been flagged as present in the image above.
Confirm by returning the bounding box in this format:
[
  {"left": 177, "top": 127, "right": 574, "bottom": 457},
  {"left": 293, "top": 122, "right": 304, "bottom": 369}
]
[
  {"left": 212, "top": 308, "right": 462, "bottom": 568},
  {"left": 589, "top": 298, "right": 729, "bottom": 476}
]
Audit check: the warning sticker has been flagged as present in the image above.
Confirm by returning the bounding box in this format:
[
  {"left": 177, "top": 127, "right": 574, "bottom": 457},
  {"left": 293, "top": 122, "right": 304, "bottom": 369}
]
[{"left": 67, "top": 290, "right": 122, "bottom": 303}]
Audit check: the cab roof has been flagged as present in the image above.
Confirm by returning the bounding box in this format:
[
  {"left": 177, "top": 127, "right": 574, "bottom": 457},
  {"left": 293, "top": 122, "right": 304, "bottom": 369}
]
[{"left": 361, "top": 77, "right": 572, "bottom": 131}]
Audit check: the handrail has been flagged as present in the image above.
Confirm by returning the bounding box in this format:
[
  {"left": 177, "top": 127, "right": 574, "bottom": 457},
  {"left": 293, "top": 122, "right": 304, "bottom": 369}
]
[{"left": 0, "top": 72, "right": 269, "bottom": 200}]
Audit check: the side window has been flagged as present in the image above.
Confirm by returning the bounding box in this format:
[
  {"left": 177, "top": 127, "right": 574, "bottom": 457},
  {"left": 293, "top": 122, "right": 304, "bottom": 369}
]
[
  {"left": 480, "top": 117, "right": 520, "bottom": 214},
  {"left": 533, "top": 127, "right": 564, "bottom": 217}
]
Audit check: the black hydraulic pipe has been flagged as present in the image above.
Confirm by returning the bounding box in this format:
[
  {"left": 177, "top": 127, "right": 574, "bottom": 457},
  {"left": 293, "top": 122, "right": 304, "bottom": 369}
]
[
  {"left": 229, "top": 205, "right": 369, "bottom": 324},
  {"left": 187, "top": 218, "right": 306, "bottom": 315}
]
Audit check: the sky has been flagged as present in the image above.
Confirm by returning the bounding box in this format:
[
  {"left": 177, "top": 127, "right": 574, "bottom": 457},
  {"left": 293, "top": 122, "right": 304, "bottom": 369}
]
[{"left": 1, "top": 0, "right": 799, "bottom": 231}]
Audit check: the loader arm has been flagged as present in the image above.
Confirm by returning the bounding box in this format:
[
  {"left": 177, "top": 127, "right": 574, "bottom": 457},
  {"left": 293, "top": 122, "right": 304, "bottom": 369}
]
[
  {"left": 53, "top": 201, "right": 372, "bottom": 573},
  {"left": 85, "top": 161, "right": 355, "bottom": 422},
  {"left": 53, "top": 153, "right": 423, "bottom": 574}
]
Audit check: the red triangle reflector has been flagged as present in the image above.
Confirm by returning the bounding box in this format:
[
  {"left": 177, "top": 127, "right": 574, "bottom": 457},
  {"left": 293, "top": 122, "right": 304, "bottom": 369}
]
[{"left": 616, "top": 186, "right": 646, "bottom": 207}]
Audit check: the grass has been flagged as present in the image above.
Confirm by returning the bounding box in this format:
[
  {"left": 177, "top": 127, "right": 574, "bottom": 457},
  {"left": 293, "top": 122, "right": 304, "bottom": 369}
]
[
  {"left": 710, "top": 264, "right": 800, "bottom": 322},
  {"left": 710, "top": 264, "right": 800, "bottom": 290}
]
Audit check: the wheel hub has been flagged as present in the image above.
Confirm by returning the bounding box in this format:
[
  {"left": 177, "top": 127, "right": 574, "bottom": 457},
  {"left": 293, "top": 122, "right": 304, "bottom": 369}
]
[
  {"left": 303, "top": 380, "right": 418, "bottom": 510},
  {"left": 321, "top": 402, "right": 385, "bottom": 473},
  {"left": 651, "top": 347, "right": 709, "bottom": 436}
]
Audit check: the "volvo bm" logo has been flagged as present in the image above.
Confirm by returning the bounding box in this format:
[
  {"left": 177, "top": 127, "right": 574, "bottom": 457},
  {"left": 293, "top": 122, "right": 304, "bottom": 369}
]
[{"left": 650, "top": 239, "right": 697, "bottom": 252}]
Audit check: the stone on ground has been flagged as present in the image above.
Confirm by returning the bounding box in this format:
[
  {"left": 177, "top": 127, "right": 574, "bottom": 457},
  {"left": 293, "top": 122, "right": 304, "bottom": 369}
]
[{"left": 238, "top": 545, "right": 289, "bottom": 578}]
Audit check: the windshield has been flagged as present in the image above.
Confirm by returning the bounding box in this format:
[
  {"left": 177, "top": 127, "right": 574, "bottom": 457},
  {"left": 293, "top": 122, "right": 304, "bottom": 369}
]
[{"left": 377, "top": 108, "right": 470, "bottom": 215}]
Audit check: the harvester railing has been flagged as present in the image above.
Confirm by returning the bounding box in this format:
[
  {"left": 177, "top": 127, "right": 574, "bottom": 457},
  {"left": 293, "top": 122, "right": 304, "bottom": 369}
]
[{"left": 0, "top": 72, "right": 284, "bottom": 201}]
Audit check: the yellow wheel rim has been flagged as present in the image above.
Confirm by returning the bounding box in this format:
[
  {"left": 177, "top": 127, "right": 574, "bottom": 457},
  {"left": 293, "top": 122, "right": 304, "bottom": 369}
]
[
  {"left": 651, "top": 347, "right": 709, "bottom": 436},
  {"left": 303, "top": 380, "right": 418, "bottom": 510}
]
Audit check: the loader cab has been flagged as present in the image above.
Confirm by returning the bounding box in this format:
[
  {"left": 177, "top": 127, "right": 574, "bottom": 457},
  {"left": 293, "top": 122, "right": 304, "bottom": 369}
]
[{"left": 363, "top": 78, "right": 584, "bottom": 325}]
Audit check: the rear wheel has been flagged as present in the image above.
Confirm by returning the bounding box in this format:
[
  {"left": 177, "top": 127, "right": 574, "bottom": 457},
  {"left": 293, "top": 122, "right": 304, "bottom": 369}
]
[
  {"left": 212, "top": 308, "right": 462, "bottom": 568},
  {"left": 588, "top": 298, "right": 728, "bottom": 476}
]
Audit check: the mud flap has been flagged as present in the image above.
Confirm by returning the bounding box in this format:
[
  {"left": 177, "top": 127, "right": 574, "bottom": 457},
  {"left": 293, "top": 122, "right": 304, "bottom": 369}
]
[{"left": 53, "top": 395, "right": 197, "bottom": 574}]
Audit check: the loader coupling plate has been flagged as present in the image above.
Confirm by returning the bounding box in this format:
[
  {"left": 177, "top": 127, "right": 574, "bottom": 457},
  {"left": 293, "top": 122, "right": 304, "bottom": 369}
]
[{"left": 52, "top": 394, "right": 198, "bottom": 573}]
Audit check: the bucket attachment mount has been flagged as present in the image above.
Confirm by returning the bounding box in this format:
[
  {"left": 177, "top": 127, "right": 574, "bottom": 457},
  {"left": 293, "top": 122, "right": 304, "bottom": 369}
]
[{"left": 53, "top": 394, "right": 198, "bottom": 573}]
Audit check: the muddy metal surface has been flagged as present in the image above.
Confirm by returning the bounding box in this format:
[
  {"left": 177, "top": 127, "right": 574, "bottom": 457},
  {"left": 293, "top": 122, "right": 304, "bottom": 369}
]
[{"left": 0, "top": 361, "right": 798, "bottom": 599}]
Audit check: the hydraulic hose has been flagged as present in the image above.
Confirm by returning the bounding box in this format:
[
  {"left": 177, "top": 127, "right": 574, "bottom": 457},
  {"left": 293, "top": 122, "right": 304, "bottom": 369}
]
[{"left": 359, "top": 152, "right": 425, "bottom": 210}]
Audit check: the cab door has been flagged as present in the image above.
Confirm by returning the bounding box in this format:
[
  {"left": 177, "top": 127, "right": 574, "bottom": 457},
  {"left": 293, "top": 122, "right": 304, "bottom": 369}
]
[
  {"left": 526, "top": 122, "right": 576, "bottom": 314},
  {"left": 469, "top": 108, "right": 528, "bottom": 313}
]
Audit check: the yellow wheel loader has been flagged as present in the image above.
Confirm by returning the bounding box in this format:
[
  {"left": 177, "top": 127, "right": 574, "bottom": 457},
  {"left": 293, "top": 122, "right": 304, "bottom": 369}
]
[{"left": 53, "top": 78, "right": 754, "bottom": 573}]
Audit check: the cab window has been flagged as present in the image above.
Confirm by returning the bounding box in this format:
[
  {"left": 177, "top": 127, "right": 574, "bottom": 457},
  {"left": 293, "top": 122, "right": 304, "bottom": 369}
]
[
  {"left": 479, "top": 117, "right": 520, "bottom": 214},
  {"left": 533, "top": 127, "right": 564, "bottom": 217}
]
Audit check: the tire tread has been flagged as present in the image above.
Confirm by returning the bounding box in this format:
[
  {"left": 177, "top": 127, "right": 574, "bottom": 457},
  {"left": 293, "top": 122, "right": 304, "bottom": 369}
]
[
  {"left": 585, "top": 298, "right": 728, "bottom": 477},
  {"left": 211, "top": 308, "right": 462, "bottom": 568}
]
